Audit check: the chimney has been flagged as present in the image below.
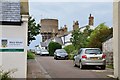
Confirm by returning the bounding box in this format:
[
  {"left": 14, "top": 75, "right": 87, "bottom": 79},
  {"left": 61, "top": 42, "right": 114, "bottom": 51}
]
[
  {"left": 64, "top": 25, "right": 67, "bottom": 33},
  {"left": 89, "top": 14, "right": 94, "bottom": 26},
  {"left": 73, "top": 21, "right": 79, "bottom": 30}
]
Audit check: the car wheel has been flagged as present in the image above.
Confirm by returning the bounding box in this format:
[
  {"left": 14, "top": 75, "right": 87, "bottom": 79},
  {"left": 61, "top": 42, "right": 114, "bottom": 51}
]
[
  {"left": 54, "top": 56, "right": 56, "bottom": 59},
  {"left": 101, "top": 65, "right": 106, "bottom": 70},
  {"left": 79, "top": 62, "right": 84, "bottom": 69}
]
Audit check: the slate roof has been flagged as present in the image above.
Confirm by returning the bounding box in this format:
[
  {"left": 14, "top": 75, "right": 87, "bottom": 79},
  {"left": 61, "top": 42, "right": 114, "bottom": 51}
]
[
  {"left": 54, "top": 37, "right": 63, "bottom": 45},
  {"left": 0, "top": 0, "right": 21, "bottom": 22},
  {"left": 40, "top": 42, "right": 47, "bottom": 47}
]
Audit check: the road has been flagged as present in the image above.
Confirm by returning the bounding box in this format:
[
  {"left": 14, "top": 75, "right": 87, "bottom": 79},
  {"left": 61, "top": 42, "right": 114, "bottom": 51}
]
[{"left": 35, "top": 55, "right": 114, "bottom": 79}]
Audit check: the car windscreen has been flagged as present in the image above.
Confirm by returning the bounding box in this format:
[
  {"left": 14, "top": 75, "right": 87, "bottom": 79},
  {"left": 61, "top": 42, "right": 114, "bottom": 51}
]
[
  {"left": 56, "top": 49, "right": 66, "bottom": 53},
  {"left": 41, "top": 49, "right": 48, "bottom": 52},
  {"left": 85, "top": 49, "right": 102, "bottom": 54}
]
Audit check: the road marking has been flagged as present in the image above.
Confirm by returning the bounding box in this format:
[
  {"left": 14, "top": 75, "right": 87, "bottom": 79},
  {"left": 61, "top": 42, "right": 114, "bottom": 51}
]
[{"left": 35, "top": 58, "right": 52, "bottom": 79}]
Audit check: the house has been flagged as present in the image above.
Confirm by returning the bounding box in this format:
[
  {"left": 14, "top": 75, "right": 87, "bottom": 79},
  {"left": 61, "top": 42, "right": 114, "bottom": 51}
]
[
  {"left": 40, "top": 14, "right": 95, "bottom": 48},
  {"left": 0, "top": 0, "right": 29, "bottom": 78}
]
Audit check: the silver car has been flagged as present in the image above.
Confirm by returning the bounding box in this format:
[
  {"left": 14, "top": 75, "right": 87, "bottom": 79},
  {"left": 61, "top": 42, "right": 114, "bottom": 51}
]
[
  {"left": 74, "top": 48, "right": 106, "bottom": 69},
  {"left": 40, "top": 49, "right": 49, "bottom": 56},
  {"left": 54, "top": 49, "right": 68, "bottom": 60}
]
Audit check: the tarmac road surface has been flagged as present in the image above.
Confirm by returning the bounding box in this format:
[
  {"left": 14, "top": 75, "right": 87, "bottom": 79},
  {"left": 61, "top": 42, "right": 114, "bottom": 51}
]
[{"left": 34, "top": 55, "right": 115, "bottom": 79}]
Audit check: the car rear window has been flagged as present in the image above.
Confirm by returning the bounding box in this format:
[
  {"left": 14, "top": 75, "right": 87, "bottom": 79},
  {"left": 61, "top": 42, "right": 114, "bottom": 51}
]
[{"left": 85, "top": 49, "right": 102, "bottom": 54}]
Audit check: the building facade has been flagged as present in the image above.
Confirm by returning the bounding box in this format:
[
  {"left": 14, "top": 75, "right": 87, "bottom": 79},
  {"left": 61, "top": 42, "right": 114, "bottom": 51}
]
[
  {"left": 0, "top": 0, "right": 29, "bottom": 78},
  {"left": 40, "top": 19, "right": 58, "bottom": 42}
]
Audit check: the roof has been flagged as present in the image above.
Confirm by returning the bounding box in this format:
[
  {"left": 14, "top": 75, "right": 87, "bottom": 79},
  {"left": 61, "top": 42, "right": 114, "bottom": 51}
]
[
  {"left": 40, "top": 42, "right": 47, "bottom": 47},
  {"left": 0, "top": 1, "right": 21, "bottom": 22},
  {"left": 54, "top": 37, "right": 63, "bottom": 45},
  {"left": 0, "top": 0, "right": 29, "bottom": 25}
]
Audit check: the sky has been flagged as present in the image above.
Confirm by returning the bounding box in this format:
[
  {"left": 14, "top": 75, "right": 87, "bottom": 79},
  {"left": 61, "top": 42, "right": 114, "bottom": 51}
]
[{"left": 28, "top": 1, "right": 113, "bottom": 49}]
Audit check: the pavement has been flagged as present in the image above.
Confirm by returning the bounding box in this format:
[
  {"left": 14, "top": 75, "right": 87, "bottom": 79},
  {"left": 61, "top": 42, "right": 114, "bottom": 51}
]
[
  {"left": 27, "top": 59, "right": 46, "bottom": 78},
  {"left": 27, "top": 56, "right": 116, "bottom": 79}
]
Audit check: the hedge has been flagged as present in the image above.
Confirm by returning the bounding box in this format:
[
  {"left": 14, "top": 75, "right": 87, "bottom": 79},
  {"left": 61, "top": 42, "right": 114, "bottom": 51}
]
[{"left": 48, "top": 41, "right": 62, "bottom": 56}]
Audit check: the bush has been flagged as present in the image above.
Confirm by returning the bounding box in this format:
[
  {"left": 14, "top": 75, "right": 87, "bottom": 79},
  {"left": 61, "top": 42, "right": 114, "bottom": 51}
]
[
  {"left": 69, "top": 50, "right": 78, "bottom": 60},
  {"left": 27, "top": 51, "right": 35, "bottom": 59},
  {"left": 63, "top": 45, "right": 75, "bottom": 54},
  {"left": 0, "top": 69, "right": 17, "bottom": 80},
  {"left": 63, "top": 45, "right": 78, "bottom": 60},
  {"left": 71, "top": 50, "right": 78, "bottom": 54},
  {"left": 48, "top": 41, "right": 62, "bottom": 56}
]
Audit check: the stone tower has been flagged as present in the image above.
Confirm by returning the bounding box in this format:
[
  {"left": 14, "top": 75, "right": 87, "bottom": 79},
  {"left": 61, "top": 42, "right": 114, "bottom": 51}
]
[{"left": 40, "top": 19, "right": 58, "bottom": 42}]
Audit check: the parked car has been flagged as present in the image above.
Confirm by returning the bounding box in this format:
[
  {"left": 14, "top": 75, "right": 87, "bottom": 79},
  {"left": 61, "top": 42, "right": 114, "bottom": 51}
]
[
  {"left": 40, "top": 49, "right": 49, "bottom": 56},
  {"left": 54, "top": 49, "right": 68, "bottom": 60},
  {"left": 73, "top": 48, "right": 106, "bottom": 69},
  {"left": 35, "top": 49, "right": 41, "bottom": 55}
]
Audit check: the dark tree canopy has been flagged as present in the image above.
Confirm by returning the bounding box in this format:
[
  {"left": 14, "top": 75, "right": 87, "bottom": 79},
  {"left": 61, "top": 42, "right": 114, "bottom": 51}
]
[{"left": 28, "top": 16, "right": 40, "bottom": 46}]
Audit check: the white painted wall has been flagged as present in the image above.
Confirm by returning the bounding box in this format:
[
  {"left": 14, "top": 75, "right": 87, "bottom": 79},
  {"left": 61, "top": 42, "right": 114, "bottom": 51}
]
[
  {"left": 113, "top": 1, "right": 120, "bottom": 79},
  {"left": 65, "top": 33, "right": 72, "bottom": 42},
  {"left": 102, "top": 38, "right": 113, "bottom": 52},
  {"left": 0, "top": 15, "right": 28, "bottom": 78}
]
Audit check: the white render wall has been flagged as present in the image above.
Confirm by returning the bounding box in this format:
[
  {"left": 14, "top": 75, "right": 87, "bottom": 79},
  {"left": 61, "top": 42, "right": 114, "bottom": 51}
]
[
  {"left": 0, "top": 15, "right": 28, "bottom": 78},
  {"left": 102, "top": 38, "right": 113, "bottom": 53},
  {"left": 113, "top": 1, "right": 120, "bottom": 79}
]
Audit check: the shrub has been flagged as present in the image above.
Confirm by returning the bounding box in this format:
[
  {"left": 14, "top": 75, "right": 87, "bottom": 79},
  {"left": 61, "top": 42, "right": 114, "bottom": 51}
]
[
  {"left": 0, "top": 69, "right": 17, "bottom": 80},
  {"left": 48, "top": 41, "right": 62, "bottom": 56},
  {"left": 71, "top": 50, "right": 78, "bottom": 54},
  {"left": 63, "top": 45, "right": 75, "bottom": 54},
  {"left": 63, "top": 45, "right": 78, "bottom": 60},
  {"left": 27, "top": 51, "right": 35, "bottom": 59},
  {"left": 69, "top": 50, "right": 78, "bottom": 60}
]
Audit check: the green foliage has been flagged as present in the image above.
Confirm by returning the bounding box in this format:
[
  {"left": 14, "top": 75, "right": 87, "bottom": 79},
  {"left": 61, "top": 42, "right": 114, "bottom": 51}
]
[
  {"left": 70, "top": 29, "right": 83, "bottom": 50},
  {"left": 70, "top": 26, "right": 93, "bottom": 50},
  {"left": 28, "top": 16, "right": 40, "bottom": 46},
  {"left": 69, "top": 23, "right": 113, "bottom": 59},
  {"left": 107, "top": 64, "right": 114, "bottom": 69},
  {"left": 63, "top": 45, "right": 75, "bottom": 54},
  {"left": 87, "top": 23, "right": 112, "bottom": 49},
  {"left": 63, "top": 45, "right": 76, "bottom": 60},
  {"left": 69, "top": 50, "right": 78, "bottom": 60},
  {"left": 0, "top": 69, "right": 17, "bottom": 80},
  {"left": 27, "top": 51, "right": 35, "bottom": 59},
  {"left": 48, "top": 42, "right": 62, "bottom": 56}
]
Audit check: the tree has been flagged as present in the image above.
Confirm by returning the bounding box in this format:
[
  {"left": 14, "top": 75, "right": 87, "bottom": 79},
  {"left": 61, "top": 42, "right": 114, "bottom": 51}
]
[
  {"left": 28, "top": 16, "right": 40, "bottom": 46},
  {"left": 87, "top": 23, "right": 112, "bottom": 49},
  {"left": 48, "top": 41, "right": 62, "bottom": 56},
  {"left": 70, "top": 26, "right": 93, "bottom": 50},
  {"left": 70, "top": 29, "right": 83, "bottom": 50}
]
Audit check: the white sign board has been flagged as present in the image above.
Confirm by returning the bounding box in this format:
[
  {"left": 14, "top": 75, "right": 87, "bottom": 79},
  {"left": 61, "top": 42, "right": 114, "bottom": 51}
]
[{"left": 0, "top": 38, "right": 24, "bottom": 52}]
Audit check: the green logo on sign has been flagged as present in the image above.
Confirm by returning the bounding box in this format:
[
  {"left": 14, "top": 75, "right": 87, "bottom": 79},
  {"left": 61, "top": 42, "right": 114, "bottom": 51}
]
[{"left": 1, "top": 39, "right": 8, "bottom": 48}]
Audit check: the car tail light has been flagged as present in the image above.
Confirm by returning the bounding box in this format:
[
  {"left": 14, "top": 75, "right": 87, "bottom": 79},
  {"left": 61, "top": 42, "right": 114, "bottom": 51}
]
[
  {"left": 82, "top": 55, "right": 87, "bottom": 59},
  {"left": 102, "top": 54, "right": 106, "bottom": 59}
]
